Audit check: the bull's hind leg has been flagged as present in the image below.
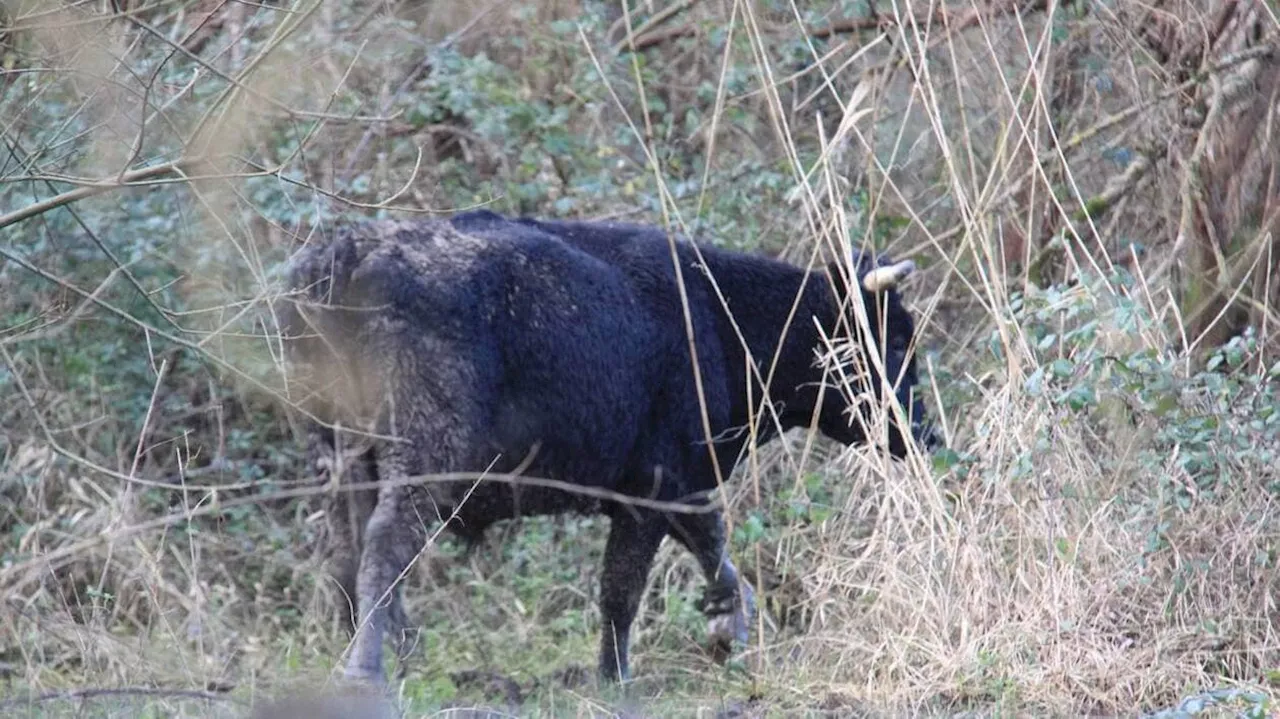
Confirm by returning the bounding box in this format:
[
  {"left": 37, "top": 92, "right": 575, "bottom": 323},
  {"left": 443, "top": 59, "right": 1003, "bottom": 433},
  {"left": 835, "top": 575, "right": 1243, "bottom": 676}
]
[
  {"left": 344, "top": 479, "right": 425, "bottom": 684},
  {"left": 344, "top": 433, "right": 466, "bottom": 685},
  {"left": 598, "top": 508, "right": 667, "bottom": 682},
  {"left": 310, "top": 425, "right": 377, "bottom": 634},
  {"left": 668, "top": 509, "right": 756, "bottom": 662},
  {"left": 341, "top": 327, "right": 496, "bottom": 684},
  {"left": 336, "top": 459, "right": 378, "bottom": 631}
]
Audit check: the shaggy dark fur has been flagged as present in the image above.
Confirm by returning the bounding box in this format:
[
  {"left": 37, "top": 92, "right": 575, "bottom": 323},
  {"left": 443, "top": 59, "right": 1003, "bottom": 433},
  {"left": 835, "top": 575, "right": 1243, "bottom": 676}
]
[{"left": 279, "top": 210, "right": 937, "bottom": 684}]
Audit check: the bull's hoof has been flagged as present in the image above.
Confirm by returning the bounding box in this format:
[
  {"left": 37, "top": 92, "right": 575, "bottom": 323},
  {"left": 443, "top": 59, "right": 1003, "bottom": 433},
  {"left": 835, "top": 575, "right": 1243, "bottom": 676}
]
[
  {"left": 706, "top": 612, "right": 744, "bottom": 646},
  {"left": 596, "top": 659, "right": 630, "bottom": 684},
  {"left": 702, "top": 582, "right": 756, "bottom": 664}
]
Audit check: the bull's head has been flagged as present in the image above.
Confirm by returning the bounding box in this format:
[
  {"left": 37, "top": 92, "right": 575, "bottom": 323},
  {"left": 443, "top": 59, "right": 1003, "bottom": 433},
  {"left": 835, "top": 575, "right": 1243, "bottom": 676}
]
[{"left": 816, "top": 254, "right": 940, "bottom": 457}]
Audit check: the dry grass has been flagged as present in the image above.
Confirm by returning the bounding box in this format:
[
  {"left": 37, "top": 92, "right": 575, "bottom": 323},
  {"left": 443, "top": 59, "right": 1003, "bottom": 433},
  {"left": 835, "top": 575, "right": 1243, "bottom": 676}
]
[
  {"left": 721, "top": 405, "right": 1278, "bottom": 714},
  {"left": 2, "top": 0, "right": 1279, "bottom": 717}
]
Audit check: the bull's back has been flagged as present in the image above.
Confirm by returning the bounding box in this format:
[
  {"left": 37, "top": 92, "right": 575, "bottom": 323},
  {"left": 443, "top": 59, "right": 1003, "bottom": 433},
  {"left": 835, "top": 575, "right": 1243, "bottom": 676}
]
[
  {"left": 286, "top": 213, "right": 722, "bottom": 491},
  {"left": 454, "top": 215, "right": 679, "bottom": 486},
  {"left": 465, "top": 213, "right": 736, "bottom": 495}
]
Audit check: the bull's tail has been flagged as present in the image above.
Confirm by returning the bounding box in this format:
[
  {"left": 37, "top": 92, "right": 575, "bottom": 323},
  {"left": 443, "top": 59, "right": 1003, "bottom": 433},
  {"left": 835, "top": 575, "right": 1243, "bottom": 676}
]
[{"left": 278, "top": 228, "right": 390, "bottom": 634}]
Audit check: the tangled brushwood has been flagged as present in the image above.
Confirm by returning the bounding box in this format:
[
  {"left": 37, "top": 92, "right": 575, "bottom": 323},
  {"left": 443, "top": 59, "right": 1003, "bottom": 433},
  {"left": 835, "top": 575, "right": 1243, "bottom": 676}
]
[{"left": 1, "top": 0, "right": 1279, "bottom": 716}]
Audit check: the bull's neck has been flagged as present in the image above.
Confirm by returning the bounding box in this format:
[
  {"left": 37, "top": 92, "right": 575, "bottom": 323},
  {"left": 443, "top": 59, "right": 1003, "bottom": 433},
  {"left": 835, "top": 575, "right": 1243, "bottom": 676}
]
[{"left": 696, "top": 246, "right": 838, "bottom": 429}]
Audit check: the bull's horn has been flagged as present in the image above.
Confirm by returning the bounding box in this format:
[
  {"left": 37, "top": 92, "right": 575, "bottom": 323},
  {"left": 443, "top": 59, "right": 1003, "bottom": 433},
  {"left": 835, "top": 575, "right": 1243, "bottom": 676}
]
[{"left": 861, "top": 259, "right": 917, "bottom": 292}]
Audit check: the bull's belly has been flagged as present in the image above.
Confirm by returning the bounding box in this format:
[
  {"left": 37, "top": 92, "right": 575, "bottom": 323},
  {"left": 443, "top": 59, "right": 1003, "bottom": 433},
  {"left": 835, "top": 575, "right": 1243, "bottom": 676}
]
[{"left": 442, "top": 481, "right": 607, "bottom": 543}]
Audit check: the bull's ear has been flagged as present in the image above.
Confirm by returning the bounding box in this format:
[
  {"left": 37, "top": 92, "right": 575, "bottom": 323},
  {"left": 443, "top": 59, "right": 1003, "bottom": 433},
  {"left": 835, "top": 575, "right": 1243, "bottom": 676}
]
[{"left": 861, "top": 259, "right": 916, "bottom": 293}]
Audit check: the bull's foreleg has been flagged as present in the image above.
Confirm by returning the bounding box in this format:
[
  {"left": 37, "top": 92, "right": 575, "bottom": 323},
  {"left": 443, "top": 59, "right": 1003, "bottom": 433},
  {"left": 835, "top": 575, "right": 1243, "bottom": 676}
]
[
  {"left": 668, "top": 509, "right": 756, "bottom": 662},
  {"left": 598, "top": 508, "right": 667, "bottom": 682}
]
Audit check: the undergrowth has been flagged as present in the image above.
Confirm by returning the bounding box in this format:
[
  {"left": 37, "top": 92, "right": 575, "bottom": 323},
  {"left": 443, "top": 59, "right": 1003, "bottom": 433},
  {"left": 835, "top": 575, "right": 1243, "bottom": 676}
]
[{"left": 2, "top": 0, "right": 1279, "bottom": 717}]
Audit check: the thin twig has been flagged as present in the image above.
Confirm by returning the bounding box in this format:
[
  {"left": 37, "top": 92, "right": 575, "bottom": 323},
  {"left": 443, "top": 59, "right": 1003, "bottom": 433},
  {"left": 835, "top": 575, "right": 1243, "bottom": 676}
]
[
  {"left": 1, "top": 136, "right": 188, "bottom": 332},
  {"left": 1053, "top": 42, "right": 1277, "bottom": 164},
  {"left": 991, "top": 41, "right": 1278, "bottom": 263},
  {"left": 123, "top": 9, "right": 385, "bottom": 125},
  {"left": 0, "top": 687, "right": 244, "bottom": 711},
  {"left": 0, "top": 243, "right": 348, "bottom": 431},
  {"left": 611, "top": 0, "right": 699, "bottom": 55},
  {"left": 623, "top": 0, "right": 1046, "bottom": 53},
  {"left": 0, "top": 463, "right": 724, "bottom": 592},
  {"left": 336, "top": 0, "right": 505, "bottom": 187}
]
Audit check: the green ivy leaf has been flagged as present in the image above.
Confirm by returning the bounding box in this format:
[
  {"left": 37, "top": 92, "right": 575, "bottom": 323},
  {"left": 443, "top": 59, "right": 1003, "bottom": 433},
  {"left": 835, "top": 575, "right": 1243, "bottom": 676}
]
[
  {"left": 1050, "top": 358, "right": 1074, "bottom": 378},
  {"left": 1025, "top": 367, "right": 1046, "bottom": 396},
  {"left": 932, "top": 447, "right": 964, "bottom": 473}
]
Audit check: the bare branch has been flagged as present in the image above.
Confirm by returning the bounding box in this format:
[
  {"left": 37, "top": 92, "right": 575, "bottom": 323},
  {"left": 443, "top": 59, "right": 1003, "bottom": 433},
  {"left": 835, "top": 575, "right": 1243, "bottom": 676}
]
[
  {"left": 0, "top": 159, "right": 198, "bottom": 231},
  {"left": 0, "top": 687, "right": 244, "bottom": 711}
]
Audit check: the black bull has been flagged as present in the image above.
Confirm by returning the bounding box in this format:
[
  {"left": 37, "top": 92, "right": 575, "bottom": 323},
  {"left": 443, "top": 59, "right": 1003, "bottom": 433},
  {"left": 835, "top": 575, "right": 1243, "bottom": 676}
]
[{"left": 278, "top": 210, "right": 938, "bottom": 684}]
